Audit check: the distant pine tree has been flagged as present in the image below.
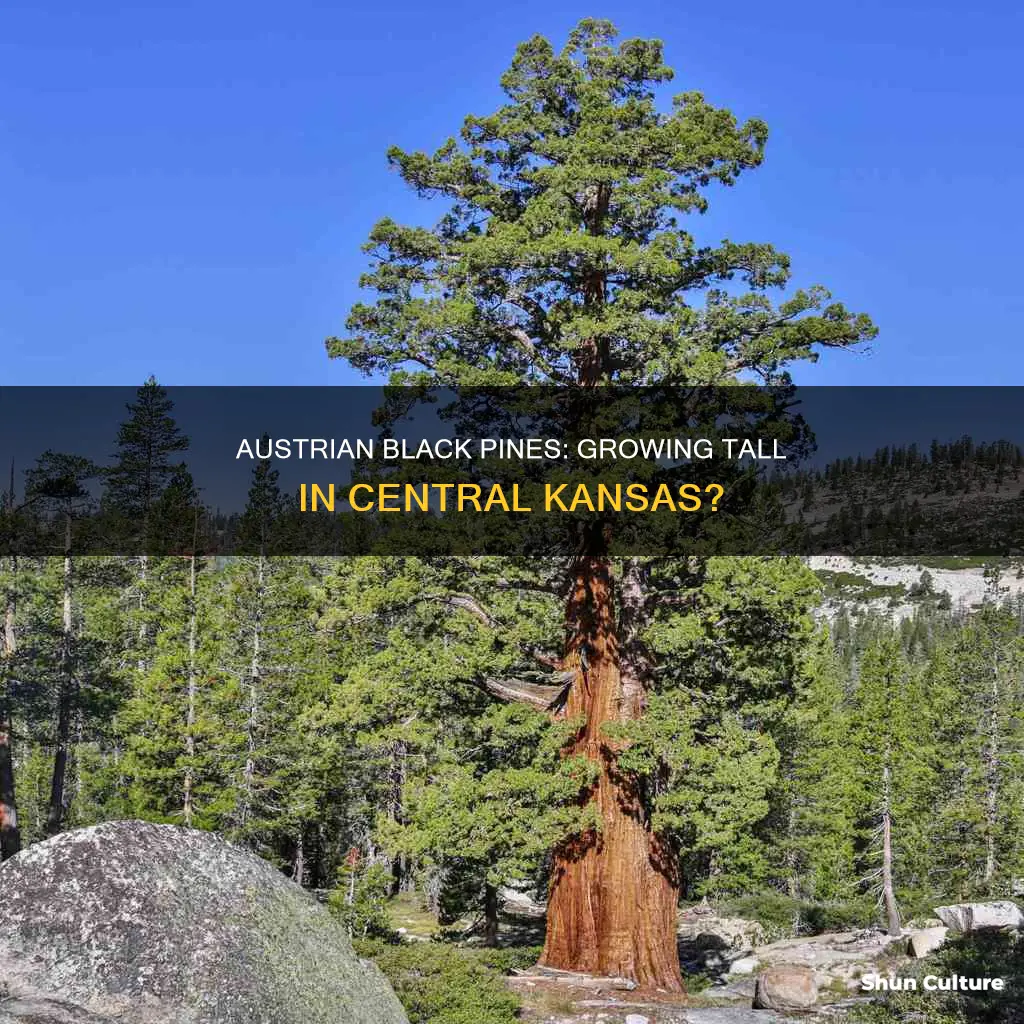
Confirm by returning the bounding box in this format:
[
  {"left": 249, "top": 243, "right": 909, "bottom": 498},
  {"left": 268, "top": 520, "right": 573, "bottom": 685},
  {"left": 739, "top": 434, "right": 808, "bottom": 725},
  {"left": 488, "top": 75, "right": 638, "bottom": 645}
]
[{"left": 103, "top": 377, "right": 190, "bottom": 545}]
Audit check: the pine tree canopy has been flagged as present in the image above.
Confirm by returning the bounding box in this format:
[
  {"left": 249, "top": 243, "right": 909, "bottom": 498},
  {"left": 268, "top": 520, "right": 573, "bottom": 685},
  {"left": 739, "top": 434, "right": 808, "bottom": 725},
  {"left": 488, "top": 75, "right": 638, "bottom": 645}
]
[{"left": 329, "top": 18, "right": 876, "bottom": 386}]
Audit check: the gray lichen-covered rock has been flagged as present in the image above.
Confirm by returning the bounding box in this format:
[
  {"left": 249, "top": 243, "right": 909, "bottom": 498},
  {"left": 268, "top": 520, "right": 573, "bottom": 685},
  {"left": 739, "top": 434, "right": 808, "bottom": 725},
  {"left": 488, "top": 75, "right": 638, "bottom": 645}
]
[
  {"left": 934, "top": 900, "right": 1024, "bottom": 934},
  {"left": 0, "top": 821, "right": 409, "bottom": 1024}
]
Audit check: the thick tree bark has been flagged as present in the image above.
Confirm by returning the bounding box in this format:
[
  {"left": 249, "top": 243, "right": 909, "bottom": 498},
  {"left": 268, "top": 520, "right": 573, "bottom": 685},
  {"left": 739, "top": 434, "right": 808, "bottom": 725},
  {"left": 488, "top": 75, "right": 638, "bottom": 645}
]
[
  {"left": 544, "top": 185, "right": 682, "bottom": 989},
  {"left": 540, "top": 557, "right": 683, "bottom": 991}
]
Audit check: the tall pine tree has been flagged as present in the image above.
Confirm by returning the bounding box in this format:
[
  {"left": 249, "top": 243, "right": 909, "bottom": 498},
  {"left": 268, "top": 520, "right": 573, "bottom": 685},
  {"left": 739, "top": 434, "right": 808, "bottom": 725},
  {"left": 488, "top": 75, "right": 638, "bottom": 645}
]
[{"left": 329, "top": 20, "right": 874, "bottom": 987}]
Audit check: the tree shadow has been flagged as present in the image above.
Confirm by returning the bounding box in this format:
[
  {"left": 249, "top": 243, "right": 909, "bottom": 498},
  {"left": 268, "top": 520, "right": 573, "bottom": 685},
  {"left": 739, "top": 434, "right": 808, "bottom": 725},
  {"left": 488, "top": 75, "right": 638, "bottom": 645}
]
[
  {"left": 676, "top": 932, "right": 737, "bottom": 984},
  {"left": 499, "top": 909, "right": 547, "bottom": 947}
]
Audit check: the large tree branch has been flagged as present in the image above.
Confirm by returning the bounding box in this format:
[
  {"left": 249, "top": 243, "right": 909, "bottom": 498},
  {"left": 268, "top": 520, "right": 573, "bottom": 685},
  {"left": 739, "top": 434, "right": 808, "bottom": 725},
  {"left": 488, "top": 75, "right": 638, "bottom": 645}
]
[
  {"left": 507, "top": 326, "right": 559, "bottom": 378},
  {"left": 492, "top": 576, "right": 570, "bottom": 597},
  {"left": 438, "top": 592, "right": 496, "bottom": 626},
  {"left": 481, "top": 672, "right": 574, "bottom": 711},
  {"left": 432, "top": 590, "right": 568, "bottom": 672}
]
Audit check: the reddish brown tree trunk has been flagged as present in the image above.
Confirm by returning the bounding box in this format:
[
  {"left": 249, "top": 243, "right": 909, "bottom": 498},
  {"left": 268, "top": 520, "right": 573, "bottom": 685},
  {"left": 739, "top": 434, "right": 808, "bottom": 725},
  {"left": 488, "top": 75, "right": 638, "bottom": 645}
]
[
  {"left": 542, "top": 196, "right": 682, "bottom": 989},
  {"left": 540, "top": 558, "right": 682, "bottom": 991}
]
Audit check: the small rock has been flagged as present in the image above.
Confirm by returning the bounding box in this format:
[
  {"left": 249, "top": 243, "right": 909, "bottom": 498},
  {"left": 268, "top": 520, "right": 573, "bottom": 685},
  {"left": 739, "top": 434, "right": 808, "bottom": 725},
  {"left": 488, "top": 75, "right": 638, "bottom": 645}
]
[
  {"left": 728, "top": 956, "right": 759, "bottom": 975},
  {"left": 752, "top": 965, "right": 818, "bottom": 1010},
  {"left": 935, "top": 900, "right": 1024, "bottom": 933},
  {"left": 624, "top": 1015, "right": 650, "bottom": 1024},
  {"left": 907, "top": 926, "right": 948, "bottom": 958}
]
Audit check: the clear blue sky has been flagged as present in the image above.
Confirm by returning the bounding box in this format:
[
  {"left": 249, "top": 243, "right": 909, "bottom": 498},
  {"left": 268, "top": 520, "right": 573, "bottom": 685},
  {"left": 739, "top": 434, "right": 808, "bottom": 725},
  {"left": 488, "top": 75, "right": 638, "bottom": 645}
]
[{"left": 2, "top": 0, "right": 1021, "bottom": 386}]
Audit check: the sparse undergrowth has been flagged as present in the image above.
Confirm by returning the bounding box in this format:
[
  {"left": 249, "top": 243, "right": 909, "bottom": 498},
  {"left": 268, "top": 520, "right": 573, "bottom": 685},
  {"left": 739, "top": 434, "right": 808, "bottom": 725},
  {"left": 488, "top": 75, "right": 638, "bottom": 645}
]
[
  {"left": 354, "top": 939, "right": 540, "bottom": 1024},
  {"left": 719, "top": 891, "right": 877, "bottom": 939},
  {"left": 817, "top": 569, "right": 909, "bottom": 604}
]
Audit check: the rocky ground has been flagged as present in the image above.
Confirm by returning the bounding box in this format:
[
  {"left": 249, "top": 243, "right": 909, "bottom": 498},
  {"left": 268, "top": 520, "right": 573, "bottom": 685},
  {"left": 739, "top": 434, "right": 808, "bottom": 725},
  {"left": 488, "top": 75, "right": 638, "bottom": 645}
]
[
  {"left": 5, "top": 824, "right": 1012, "bottom": 1024},
  {"left": 507, "top": 899, "right": 1023, "bottom": 1023},
  {"left": 507, "top": 942, "right": 882, "bottom": 1023},
  {"left": 808, "top": 554, "right": 1024, "bottom": 622},
  {"left": 488, "top": 902, "right": 911, "bottom": 1024},
  {"left": 391, "top": 881, "right": 1024, "bottom": 1024}
]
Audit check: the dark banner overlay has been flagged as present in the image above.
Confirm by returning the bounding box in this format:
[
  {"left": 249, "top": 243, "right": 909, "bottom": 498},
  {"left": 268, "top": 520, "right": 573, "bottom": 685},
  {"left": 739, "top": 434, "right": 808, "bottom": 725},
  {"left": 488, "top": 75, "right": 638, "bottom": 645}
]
[{"left": 1, "top": 386, "right": 1022, "bottom": 556}]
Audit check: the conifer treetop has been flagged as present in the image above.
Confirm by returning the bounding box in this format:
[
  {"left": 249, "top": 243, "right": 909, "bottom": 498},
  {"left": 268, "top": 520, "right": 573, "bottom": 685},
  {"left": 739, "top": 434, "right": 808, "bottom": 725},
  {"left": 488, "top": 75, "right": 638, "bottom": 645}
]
[{"left": 330, "top": 19, "right": 877, "bottom": 386}]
